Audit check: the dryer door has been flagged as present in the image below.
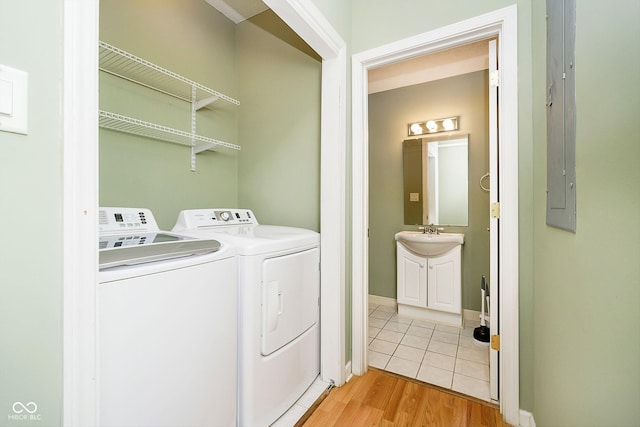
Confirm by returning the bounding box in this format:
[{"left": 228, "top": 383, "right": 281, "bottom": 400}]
[{"left": 261, "top": 248, "right": 319, "bottom": 356}]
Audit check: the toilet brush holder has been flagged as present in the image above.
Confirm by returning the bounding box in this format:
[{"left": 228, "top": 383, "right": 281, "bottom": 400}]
[
  {"left": 473, "top": 275, "right": 490, "bottom": 344},
  {"left": 473, "top": 324, "right": 490, "bottom": 343}
]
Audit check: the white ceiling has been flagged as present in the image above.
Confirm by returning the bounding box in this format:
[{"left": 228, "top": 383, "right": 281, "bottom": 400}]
[
  {"left": 204, "top": 0, "right": 269, "bottom": 24},
  {"left": 368, "top": 40, "right": 491, "bottom": 94}
]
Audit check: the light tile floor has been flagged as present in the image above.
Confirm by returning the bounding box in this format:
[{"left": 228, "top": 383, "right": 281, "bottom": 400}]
[
  {"left": 271, "top": 376, "right": 330, "bottom": 427},
  {"left": 368, "top": 302, "right": 492, "bottom": 402}
]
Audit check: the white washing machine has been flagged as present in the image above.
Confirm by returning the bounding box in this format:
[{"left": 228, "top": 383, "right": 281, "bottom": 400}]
[
  {"left": 98, "top": 207, "right": 238, "bottom": 427},
  {"left": 173, "top": 209, "right": 320, "bottom": 427}
]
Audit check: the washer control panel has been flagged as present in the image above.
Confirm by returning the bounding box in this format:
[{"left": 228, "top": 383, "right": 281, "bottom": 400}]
[
  {"left": 99, "top": 207, "right": 160, "bottom": 233},
  {"left": 174, "top": 208, "right": 259, "bottom": 230}
]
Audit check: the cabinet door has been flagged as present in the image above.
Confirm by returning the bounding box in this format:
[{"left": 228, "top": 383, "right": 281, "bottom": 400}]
[
  {"left": 427, "top": 246, "right": 461, "bottom": 313},
  {"left": 397, "top": 243, "right": 427, "bottom": 307}
]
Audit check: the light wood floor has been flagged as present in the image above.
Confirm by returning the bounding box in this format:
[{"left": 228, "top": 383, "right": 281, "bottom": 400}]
[{"left": 297, "top": 368, "right": 510, "bottom": 427}]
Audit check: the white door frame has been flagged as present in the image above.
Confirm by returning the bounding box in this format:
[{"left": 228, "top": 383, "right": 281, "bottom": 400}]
[
  {"left": 488, "top": 38, "right": 500, "bottom": 401},
  {"left": 62, "top": 1, "right": 99, "bottom": 425},
  {"left": 63, "top": 0, "right": 347, "bottom": 425},
  {"left": 263, "top": 0, "right": 348, "bottom": 387},
  {"left": 351, "top": 5, "right": 519, "bottom": 425}
]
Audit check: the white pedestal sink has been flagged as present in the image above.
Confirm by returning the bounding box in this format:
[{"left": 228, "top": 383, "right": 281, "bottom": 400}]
[{"left": 395, "top": 231, "right": 464, "bottom": 256}]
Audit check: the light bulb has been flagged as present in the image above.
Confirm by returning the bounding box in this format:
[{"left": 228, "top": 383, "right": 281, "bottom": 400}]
[
  {"left": 410, "top": 123, "right": 423, "bottom": 135},
  {"left": 442, "top": 118, "right": 454, "bottom": 130}
]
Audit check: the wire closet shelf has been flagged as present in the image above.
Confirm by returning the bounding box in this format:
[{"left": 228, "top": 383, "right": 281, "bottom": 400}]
[
  {"left": 98, "top": 111, "right": 240, "bottom": 152},
  {"left": 98, "top": 41, "right": 240, "bottom": 167},
  {"left": 99, "top": 41, "right": 240, "bottom": 108}
]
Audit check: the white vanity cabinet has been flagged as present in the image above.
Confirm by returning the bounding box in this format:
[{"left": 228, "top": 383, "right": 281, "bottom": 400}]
[
  {"left": 396, "top": 243, "right": 428, "bottom": 307},
  {"left": 426, "top": 246, "right": 461, "bottom": 314},
  {"left": 396, "top": 241, "right": 463, "bottom": 326}
]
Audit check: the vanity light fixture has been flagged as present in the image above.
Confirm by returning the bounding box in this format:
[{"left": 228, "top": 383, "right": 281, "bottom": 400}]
[{"left": 407, "top": 116, "right": 459, "bottom": 136}]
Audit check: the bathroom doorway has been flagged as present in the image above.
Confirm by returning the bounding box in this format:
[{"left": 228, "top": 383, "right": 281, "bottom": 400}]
[
  {"left": 351, "top": 7, "right": 520, "bottom": 424},
  {"left": 365, "top": 39, "right": 495, "bottom": 402}
]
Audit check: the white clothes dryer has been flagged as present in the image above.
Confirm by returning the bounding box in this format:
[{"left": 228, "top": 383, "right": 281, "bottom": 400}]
[
  {"left": 173, "top": 209, "right": 320, "bottom": 427},
  {"left": 99, "top": 207, "right": 238, "bottom": 427}
]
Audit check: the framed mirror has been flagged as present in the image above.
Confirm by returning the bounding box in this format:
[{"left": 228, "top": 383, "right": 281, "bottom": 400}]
[{"left": 403, "top": 134, "right": 469, "bottom": 226}]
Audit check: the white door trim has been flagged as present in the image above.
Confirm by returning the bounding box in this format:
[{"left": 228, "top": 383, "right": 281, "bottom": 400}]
[
  {"left": 488, "top": 38, "right": 499, "bottom": 401},
  {"left": 64, "top": 0, "right": 347, "bottom": 424},
  {"left": 351, "top": 5, "right": 519, "bottom": 425},
  {"left": 62, "top": 0, "right": 99, "bottom": 426},
  {"left": 264, "top": 0, "right": 348, "bottom": 387}
]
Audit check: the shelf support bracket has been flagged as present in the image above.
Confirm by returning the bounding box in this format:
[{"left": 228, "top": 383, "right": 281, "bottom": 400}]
[
  {"left": 193, "top": 142, "right": 218, "bottom": 154},
  {"left": 195, "top": 95, "right": 220, "bottom": 110}
]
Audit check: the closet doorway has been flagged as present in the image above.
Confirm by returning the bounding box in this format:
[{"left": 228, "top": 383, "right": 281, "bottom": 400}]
[{"left": 62, "top": 1, "right": 347, "bottom": 425}]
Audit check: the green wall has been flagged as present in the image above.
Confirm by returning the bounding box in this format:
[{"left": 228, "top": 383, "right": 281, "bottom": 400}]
[
  {"left": 531, "top": 1, "right": 640, "bottom": 425},
  {"left": 99, "top": 0, "right": 239, "bottom": 230},
  {"left": 309, "top": 0, "right": 351, "bottom": 44},
  {"left": 99, "top": 1, "right": 323, "bottom": 232},
  {"left": 355, "top": 0, "right": 640, "bottom": 423},
  {"left": 368, "top": 71, "right": 490, "bottom": 311},
  {"left": 351, "top": 0, "right": 516, "bottom": 53},
  {"left": 0, "top": 1, "right": 64, "bottom": 425},
  {"left": 236, "top": 11, "right": 322, "bottom": 231}
]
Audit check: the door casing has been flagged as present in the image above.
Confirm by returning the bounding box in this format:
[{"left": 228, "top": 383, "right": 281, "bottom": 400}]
[{"left": 351, "top": 5, "right": 520, "bottom": 425}]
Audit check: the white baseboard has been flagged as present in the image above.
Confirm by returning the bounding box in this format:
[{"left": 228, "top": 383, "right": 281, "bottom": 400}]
[
  {"left": 463, "top": 309, "right": 480, "bottom": 321},
  {"left": 519, "top": 409, "right": 536, "bottom": 427},
  {"left": 368, "top": 294, "right": 397, "bottom": 308},
  {"left": 370, "top": 299, "right": 490, "bottom": 326},
  {"left": 399, "top": 303, "right": 462, "bottom": 327},
  {"left": 463, "top": 309, "right": 492, "bottom": 327}
]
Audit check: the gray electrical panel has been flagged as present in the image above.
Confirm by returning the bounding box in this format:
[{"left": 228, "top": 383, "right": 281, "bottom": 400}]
[{"left": 546, "top": 0, "right": 576, "bottom": 232}]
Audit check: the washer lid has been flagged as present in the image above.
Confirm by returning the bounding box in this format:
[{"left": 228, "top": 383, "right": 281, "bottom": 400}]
[{"left": 99, "top": 238, "right": 221, "bottom": 270}]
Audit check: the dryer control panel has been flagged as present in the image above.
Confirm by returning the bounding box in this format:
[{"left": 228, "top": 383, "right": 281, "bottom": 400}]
[{"left": 174, "top": 208, "right": 259, "bottom": 230}]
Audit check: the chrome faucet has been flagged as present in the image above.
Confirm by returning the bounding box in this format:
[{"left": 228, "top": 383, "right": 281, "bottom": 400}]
[{"left": 418, "top": 224, "right": 439, "bottom": 234}]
